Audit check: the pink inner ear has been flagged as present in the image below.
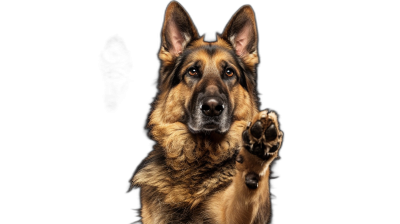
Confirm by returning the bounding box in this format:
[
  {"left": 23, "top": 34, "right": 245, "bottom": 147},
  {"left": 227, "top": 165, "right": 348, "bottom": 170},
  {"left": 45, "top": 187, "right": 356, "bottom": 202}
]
[
  {"left": 235, "top": 25, "right": 251, "bottom": 56},
  {"left": 168, "top": 22, "right": 184, "bottom": 56}
]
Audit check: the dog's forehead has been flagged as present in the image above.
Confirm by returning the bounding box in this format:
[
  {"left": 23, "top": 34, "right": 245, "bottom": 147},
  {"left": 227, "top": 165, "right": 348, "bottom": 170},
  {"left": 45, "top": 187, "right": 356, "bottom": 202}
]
[{"left": 185, "top": 39, "right": 237, "bottom": 67}]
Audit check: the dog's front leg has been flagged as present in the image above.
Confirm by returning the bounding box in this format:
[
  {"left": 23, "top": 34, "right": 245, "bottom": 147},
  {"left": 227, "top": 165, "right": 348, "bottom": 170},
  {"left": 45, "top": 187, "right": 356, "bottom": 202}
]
[{"left": 208, "top": 110, "right": 283, "bottom": 224}]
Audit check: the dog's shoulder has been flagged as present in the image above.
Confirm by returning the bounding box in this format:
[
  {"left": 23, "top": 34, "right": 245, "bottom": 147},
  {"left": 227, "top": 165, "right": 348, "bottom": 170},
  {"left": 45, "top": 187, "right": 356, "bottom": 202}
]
[
  {"left": 133, "top": 148, "right": 165, "bottom": 176},
  {"left": 131, "top": 146, "right": 165, "bottom": 188}
]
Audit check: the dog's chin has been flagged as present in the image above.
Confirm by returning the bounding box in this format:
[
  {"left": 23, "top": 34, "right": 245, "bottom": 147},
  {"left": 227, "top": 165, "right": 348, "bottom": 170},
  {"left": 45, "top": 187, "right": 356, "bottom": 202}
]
[{"left": 187, "top": 122, "right": 230, "bottom": 135}]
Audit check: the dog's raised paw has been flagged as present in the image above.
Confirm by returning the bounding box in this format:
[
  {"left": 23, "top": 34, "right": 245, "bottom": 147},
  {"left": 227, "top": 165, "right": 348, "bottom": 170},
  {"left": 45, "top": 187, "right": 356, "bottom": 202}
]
[{"left": 242, "top": 110, "right": 283, "bottom": 161}]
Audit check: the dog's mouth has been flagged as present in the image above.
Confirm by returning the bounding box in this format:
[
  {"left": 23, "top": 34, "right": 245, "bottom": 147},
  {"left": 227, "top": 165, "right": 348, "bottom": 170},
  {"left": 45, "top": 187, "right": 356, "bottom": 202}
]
[
  {"left": 187, "top": 114, "right": 231, "bottom": 134},
  {"left": 202, "top": 120, "right": 220, "bottom": 131},
  {"left": 188, "top": 123, "right": 228, "bottom": 134}
]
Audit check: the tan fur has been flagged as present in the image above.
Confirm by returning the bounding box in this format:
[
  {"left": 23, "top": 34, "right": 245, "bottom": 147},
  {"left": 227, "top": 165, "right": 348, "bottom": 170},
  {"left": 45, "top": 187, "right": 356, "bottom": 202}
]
[{"left": 131, "top": 2, "right": 283, "bottom": 223}]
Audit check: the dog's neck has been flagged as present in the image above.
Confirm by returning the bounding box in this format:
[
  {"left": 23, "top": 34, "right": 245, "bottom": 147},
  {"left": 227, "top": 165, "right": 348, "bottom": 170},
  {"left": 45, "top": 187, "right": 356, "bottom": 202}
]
[{"left": 156, "top": 121, "right": 243, "bottom": 171}]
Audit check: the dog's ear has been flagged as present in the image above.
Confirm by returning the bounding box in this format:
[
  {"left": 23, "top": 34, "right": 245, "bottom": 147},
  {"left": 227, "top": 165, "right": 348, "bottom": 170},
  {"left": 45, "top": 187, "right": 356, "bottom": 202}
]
[
  {"left": 160, "top": 2, "right": 199, "bottom": 59},
  {"left": 222, "top": 5, "right": 258, "bottom": 68}
]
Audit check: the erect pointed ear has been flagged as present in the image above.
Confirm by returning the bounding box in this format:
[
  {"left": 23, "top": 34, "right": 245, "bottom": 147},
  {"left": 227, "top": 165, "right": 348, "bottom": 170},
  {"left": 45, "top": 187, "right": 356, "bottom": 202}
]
[
  {"left": 222, "top": 5, "right": 258, "bottom": 67},
  {"left": 160, "top": 2, "right": 199, "bottom": 58}
]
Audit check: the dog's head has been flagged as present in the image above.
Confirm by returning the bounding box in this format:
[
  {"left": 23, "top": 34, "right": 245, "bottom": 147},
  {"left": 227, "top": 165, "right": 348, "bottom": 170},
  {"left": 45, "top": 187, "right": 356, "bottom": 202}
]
[{"left": 153, "top": 2, "right": 259, "bottom": 134}]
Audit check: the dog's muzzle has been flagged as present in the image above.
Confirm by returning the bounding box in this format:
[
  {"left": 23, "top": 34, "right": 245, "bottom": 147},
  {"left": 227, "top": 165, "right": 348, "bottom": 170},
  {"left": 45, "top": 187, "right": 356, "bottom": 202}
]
[{"left": 187, "top": 93, "right": 231, "bottom": 134}]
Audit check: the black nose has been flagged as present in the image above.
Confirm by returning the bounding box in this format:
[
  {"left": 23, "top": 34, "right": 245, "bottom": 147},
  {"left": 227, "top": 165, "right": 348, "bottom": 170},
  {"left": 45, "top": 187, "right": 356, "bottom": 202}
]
[{"left": 201, "top": 98, "right": 224, "bottom": 116}]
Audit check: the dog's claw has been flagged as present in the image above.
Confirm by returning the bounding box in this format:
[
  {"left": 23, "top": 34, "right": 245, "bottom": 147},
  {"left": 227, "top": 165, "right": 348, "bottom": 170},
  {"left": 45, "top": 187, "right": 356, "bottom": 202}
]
[{"left": 247, "top": 121, "right": 252, "bottom": 128}]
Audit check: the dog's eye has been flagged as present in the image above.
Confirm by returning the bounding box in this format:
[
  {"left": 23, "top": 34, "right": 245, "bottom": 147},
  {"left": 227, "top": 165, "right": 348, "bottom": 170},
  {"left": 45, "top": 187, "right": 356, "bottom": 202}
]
[
  {"left": 188, "top": 68, "right": 198, "bottom": 76},
  {"left": 225, "top": 68, "right": 234, "bottom": 77}
]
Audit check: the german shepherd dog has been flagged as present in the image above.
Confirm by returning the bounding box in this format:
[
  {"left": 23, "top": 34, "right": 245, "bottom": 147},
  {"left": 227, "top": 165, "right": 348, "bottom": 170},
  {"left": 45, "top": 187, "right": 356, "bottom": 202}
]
[{"left": 130, "top": 2, "right": 283, "bottom": 223}]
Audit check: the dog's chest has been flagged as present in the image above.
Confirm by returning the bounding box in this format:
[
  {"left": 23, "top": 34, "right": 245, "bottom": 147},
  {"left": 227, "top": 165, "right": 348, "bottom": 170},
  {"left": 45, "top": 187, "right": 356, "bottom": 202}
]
[{"left": 145, "top": 145, "right": 238, "bottom": 206}]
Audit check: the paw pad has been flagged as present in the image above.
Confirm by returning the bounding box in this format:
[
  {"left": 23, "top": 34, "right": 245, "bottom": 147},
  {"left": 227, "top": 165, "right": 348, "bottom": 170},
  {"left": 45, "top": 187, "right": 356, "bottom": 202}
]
[
  {"left": 264, "top": 124, "right": 277, "bottom": 141},
  {"left": 250, "top": 121, "right": 263, "bottom": 139},
  {"left": 242, "top": 110, "right": 282, "bottom": 160},
  {"left": 245, "top": 172, "right": 259, "bottom": 189}
]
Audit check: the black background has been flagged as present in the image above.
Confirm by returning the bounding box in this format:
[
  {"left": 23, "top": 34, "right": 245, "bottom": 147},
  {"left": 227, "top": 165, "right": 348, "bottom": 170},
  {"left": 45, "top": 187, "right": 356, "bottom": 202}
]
[{"left": 47, "top": 1, "right": 372, "bottom": 224}]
